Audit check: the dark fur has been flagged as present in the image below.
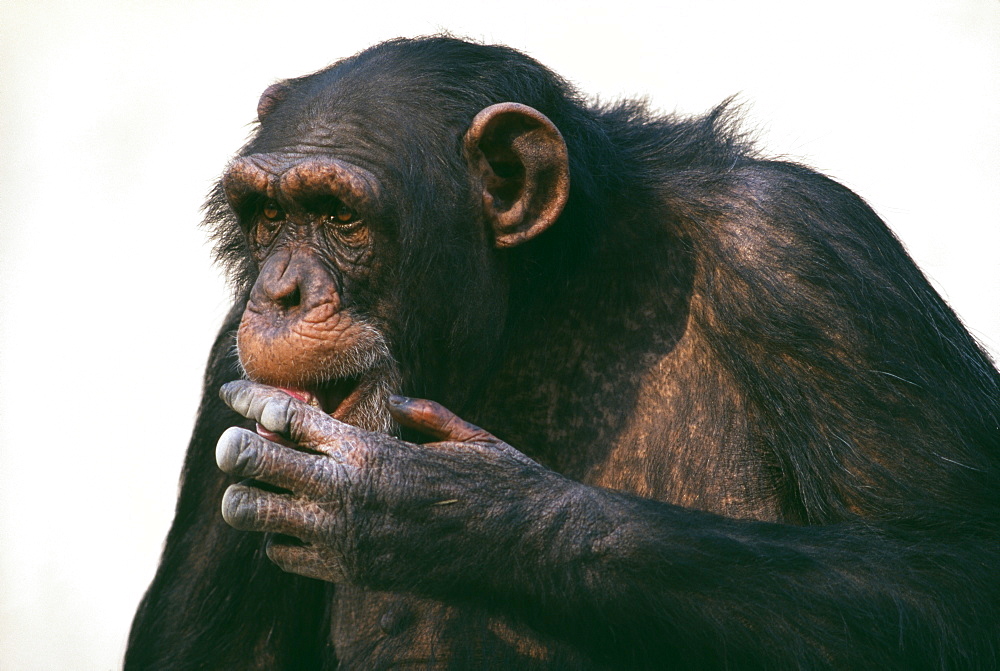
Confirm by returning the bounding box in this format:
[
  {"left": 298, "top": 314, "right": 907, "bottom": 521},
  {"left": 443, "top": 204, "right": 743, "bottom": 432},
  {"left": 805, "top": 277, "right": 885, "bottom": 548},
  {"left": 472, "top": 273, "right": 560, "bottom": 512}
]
[{"left": 128, "top": 37, "right": 1000, "bottom": 669}]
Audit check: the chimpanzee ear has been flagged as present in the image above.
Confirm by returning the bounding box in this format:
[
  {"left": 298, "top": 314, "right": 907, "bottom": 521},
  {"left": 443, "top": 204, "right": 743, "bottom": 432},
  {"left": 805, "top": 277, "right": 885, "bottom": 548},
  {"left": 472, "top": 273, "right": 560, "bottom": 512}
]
[{"left": 463, "top": 103, "right": 570, "bottom": 248}]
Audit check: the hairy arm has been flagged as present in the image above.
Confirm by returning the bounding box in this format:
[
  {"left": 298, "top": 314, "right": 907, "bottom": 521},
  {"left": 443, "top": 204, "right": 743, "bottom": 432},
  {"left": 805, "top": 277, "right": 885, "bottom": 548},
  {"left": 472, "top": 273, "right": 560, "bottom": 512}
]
[{"left": 513, "top": 484, "right": 998, "bottom": 669}]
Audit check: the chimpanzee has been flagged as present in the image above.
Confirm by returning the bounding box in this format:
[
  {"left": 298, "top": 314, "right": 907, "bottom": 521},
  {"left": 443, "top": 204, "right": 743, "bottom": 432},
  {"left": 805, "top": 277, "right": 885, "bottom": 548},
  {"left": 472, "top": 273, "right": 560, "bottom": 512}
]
[{"left": 126, "top": 37, "right": 1000, "bottom": 670}]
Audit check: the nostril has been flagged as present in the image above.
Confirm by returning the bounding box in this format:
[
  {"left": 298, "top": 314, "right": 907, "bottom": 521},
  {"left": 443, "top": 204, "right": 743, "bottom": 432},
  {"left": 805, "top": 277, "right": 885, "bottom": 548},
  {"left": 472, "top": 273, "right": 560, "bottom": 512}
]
[
  {"left": 256, "top": 274, "right": 303, "bottom": 313},
  {"left": 271, "top": 283, "right": 301, "bottom": 312}
]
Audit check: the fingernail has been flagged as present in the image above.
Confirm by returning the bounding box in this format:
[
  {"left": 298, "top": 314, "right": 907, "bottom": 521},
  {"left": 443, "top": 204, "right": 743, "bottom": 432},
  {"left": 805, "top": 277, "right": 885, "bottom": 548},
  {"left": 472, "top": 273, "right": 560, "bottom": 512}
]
[
  {"left": 388, "top": 395, "right": 409, "bottom": 406},
  {"left": 218, "top": 379, "right": 245, "bottom": 399}
]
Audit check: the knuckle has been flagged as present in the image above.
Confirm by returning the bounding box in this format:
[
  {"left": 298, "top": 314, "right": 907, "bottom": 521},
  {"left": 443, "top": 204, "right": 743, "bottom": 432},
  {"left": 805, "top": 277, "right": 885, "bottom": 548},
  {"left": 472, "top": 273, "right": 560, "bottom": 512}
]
[
  {"left": 259, "top": 394, "right": 294, "bottom": 434},
  {"left": 305, "top": 414, "right": 352, "bottom": 454},
  {"left": 299, "top": 410, "right": 325, "bottom": 442},
  {"left": 347, "top": 440, "right": 380, "bottom": 472},
  {"left": 443, "top": 415, "right": 463, "bottom": 436},
  {"left": 413, "top": 398, "right": 437, "bottom": 416},
  {"left": 233, "top": 440, "right": 261, "bottom": 476}
]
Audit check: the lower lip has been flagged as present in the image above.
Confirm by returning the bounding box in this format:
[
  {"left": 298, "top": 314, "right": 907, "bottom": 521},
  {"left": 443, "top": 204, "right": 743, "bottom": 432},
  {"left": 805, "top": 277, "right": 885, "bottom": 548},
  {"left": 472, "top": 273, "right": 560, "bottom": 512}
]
[
  {"left": 255, "top": 422, "right": 293, "bottom": 446},
  {"left": 330, "top": 380, "right": 366, "bottom": 421}
]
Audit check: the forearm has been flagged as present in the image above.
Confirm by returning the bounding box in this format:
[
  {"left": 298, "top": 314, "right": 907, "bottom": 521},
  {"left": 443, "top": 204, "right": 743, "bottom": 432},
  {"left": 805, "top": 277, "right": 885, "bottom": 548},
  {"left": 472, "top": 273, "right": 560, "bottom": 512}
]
[{"left": 479, "top": 485, "right": 999, "bottom": 669}]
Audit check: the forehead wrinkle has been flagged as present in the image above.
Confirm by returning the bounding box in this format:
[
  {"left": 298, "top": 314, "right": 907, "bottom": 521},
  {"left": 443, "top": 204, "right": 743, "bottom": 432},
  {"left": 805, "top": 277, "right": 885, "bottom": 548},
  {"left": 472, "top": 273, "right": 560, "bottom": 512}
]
[
  {"left": 254, "top": 110, "right": 403, "bottom": 180},
  {"left": 266, "top": 73, "right": 435, "bottom": 156}
]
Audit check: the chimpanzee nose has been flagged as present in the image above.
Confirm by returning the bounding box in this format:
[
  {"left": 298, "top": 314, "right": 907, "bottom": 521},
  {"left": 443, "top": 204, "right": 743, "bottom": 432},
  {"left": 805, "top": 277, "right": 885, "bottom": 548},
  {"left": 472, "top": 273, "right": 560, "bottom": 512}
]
[
  {"left": 262, "top": 267, "right": 302, "bottom": 311},
  {"left": 249, "top": 249, "right": 333, "bottom": 315}
]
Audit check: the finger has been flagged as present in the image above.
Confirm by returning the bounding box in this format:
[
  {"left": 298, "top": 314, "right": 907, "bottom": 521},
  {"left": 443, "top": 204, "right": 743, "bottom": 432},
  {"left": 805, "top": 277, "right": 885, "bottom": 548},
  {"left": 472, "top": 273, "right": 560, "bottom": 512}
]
[
  {"left": 216, "top": 427, "right": 338, "bottom": 497},
  {"left": 388, "top": 395, "right": 499, "bottom": 443},
  {"left": 220, "top": 380, "right": 362, "bottom": 451},
  {"left": 266, "top": 539, "right": 349, "bottom": 583},
  {"left": 221, "top": 482, "right": 328, "bottom": 542}
]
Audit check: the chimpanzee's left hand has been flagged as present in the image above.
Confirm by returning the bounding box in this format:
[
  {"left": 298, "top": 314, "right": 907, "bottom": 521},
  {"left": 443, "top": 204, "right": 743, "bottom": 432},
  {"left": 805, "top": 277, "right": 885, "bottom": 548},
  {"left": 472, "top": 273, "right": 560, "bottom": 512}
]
[{"left": 215, "top": 380, "right": 570, "bottom": 589}]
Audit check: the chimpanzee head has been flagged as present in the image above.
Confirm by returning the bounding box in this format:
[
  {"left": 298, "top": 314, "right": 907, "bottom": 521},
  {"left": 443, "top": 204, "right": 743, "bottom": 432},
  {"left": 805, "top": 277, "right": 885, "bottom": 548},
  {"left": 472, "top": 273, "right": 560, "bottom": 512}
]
[{"left": 206, "top": 37, "right": 576, "bottom": 432}]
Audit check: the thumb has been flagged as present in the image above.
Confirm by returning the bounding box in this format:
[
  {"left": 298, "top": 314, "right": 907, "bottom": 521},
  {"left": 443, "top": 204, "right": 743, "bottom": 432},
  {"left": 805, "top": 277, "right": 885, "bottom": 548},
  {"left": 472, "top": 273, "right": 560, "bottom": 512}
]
[{"left": 388, "top": 396, "right": 499, "bottom": 444}]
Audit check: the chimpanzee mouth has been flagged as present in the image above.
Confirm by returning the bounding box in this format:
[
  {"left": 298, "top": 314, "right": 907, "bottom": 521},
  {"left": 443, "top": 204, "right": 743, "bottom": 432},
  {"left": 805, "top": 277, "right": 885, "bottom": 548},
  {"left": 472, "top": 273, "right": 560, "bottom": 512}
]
[
  {"left": 253, "top": 375, "right": 365, "bottom": 444},
  {"left": 280, "top": 375, "right": 364, "bottom": 419},
  {"left": 246, "top": 326, "right": 402, "bottom": 441}
]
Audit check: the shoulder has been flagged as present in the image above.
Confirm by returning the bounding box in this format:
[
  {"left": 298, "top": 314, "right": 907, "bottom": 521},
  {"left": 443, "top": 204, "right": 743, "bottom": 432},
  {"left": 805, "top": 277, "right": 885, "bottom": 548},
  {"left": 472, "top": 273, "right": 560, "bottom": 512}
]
[{"left": 679, "top": 159, "right": 896, "bottom": 271}]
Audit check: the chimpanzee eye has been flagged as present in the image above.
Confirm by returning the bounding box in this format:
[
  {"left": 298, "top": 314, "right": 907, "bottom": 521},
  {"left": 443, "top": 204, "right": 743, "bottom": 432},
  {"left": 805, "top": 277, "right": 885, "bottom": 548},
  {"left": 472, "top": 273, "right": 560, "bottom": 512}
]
[
  {"left": 331, "top": 202, "right": 358, "bottom": 225},
  {"left": 322, "top": 200, "right": 367, "bottom": 246},
  {"left": 262, "top": 200, "right": 284, "bottom": 221}
]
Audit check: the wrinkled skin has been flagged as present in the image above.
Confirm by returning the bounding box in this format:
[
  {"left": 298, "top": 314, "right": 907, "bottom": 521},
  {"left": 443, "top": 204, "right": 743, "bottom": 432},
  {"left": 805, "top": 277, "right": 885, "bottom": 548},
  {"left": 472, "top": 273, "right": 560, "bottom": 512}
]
[{"left": 216, "top": 381, "right": 563, "bottom": 590}]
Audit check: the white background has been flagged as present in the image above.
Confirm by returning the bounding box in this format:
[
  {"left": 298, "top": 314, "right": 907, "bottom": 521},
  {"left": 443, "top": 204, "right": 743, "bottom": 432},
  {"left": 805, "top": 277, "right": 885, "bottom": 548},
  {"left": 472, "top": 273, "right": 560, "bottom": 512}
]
[{"left": 1, "top": 1, "right": 997, "bottom": 668}]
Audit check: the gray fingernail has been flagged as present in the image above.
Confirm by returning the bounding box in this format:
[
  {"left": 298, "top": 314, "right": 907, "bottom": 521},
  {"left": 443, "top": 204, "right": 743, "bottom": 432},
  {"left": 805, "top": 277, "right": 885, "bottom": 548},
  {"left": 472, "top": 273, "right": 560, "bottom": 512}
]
[{"left": 216, "top": 426, "right": 245, "bottom": 470}]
